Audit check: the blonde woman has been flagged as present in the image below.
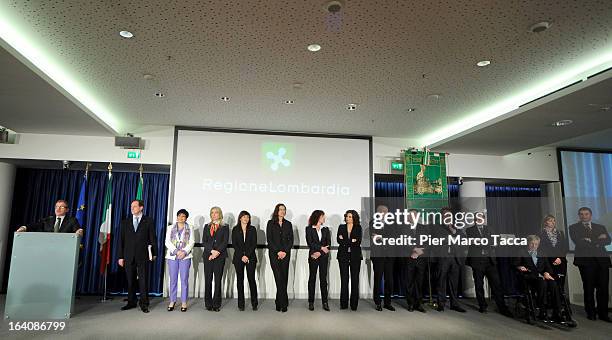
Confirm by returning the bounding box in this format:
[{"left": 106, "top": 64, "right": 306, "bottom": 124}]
[
  {"left": 165, "top": 209, "right": 195, "bottom": 312},
  {"left": 538, "top": 215, "right": 568, "bottom": 288},
  {"left": 202, "top": 206, "right": 229, "bottom": 312}
]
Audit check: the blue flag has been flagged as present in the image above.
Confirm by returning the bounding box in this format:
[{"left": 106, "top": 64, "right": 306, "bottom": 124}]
[{"left": 76, "top": 174, "right": 87, "bottom": 229}]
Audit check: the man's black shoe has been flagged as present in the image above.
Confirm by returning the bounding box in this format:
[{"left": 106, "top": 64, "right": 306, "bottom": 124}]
[
  {"left": 450, "top": 305, "right": 466, "bottom": 313},
  {"left": 414, "top": 305, "right": 426, "bottom": 313},
  {"left": 375, "top": 304, "right": 383, "bottom": 311},
  {"left": 121, "top": 304, "right": 137, "bottom": 311},
  {"left": 383, "top": 304, "right": 395, "bottom": 311}
]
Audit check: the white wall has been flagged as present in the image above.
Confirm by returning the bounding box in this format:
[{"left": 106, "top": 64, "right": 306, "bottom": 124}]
[{"left": 0, "top": 127, "right": 174, "bottom": 165}]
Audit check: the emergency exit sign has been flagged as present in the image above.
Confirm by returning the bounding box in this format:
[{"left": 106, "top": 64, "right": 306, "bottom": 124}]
[
  {"left": 391, "top": 161, "right": 403, "bottom": 171},
  {"left": 127, "top": 151, "right": 141, "bottom": 159}
]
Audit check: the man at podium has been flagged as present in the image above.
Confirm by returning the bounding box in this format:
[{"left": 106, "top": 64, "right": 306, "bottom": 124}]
[
  {"left": 15, "top": 199, "right": 83, "bottom": 237},
  {"left": 117, "top": 199, "right": 158, "bottom": 313}
]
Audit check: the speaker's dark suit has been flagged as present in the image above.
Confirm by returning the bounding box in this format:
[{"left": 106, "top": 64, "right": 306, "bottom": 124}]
[
  {"left": 306, "top": 225, "right": 331, "bottom": 304},
  {"left": 465, "top": 224, "right": 506, "bottom": 311},
  {"left": 118, "top": 215, "right": 158, "bottom": 307},
  {"left": 27, "top": 215, "right": 81, "bottom": 233},
  {"left": 266, "top": 219, "right": 294, "bottom": 310},
  {"left": 232, "top": 224, "right": 258, "bottom": 308},
  {"left": 336, "top": 223, "right": 362, "bottom": 309},
  {"left": 569, "top": 222, "right": 611, "bottom": 318},
  {"left": 202, "top": 223, "right": 229, "bottom": 309}
]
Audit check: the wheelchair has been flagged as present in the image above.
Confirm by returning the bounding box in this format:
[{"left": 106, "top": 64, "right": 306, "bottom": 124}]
[{"left": 511, "top": 271, "right": 577, "bottom": 327}]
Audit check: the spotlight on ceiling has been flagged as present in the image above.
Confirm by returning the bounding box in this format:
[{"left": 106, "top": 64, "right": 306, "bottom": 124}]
[
  {"left": 119, "top": 30, "right": 134, "bottom": 38},
  {"left": 530, "top": 21, "right": 551, "bottom": 33},
  {"left": 346, "top": 103, "right": 357, "bottom": 111},
  {"left": 220, "top": 96, "right": 230, "bottom": 102},
  {"left": 154, "top": 92, "right": 165, "bottom": 98},
  {"left": 552, "top": 119, "right": 573, "bottom": 127},
  {"left": 307, "top": 44, "right": 321, "bottom": 52},
  {"left": 284, "top": 100, "right": 295, "bottom": 104},
  {"left": 407, "top": 108, "right": 416, "bottom": 112}
]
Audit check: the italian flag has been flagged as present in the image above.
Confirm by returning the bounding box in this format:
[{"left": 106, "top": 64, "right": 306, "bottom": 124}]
[{"left": 99, "top": 173, "right": 112, "bottom": 273}]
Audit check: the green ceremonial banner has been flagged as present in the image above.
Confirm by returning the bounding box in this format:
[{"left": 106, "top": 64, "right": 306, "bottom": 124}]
[{"left": 404, "top": 150, "right": 448, "bottom": 211}]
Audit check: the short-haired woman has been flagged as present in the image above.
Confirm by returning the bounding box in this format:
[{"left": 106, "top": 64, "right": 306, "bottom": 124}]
[{"left": 165, "top": 209, "right": 195, "bottom": 312}]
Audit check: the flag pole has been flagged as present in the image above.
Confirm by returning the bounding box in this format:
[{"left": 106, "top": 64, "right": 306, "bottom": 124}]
[{"left": 100, "top": 162, "right": 113, "bottom": 302}]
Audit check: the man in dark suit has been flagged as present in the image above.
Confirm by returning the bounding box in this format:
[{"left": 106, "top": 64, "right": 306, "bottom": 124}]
[
  {"left": 568, "top": 207, "right": 611, "bottom": 322},
  {"left": 403, "top": 209, "right": 428, "bottom": 313},
  {"left": 16, "top": 199, "right": 83, "bottom": 236},
  {"left": 117, "top": 199, "right": 158, "bottom": 313},
  {"left": 513, "top": 235, "right": 562, "bottom": 322},
  {"left": 465, "top": 217, "right": 512, "bottom": 317},
  {"left": 432, "top": 207, "right": 467, "bottom": 312},
  {"left": 371, "top": 205, "right": 396, "bottom": 311}
]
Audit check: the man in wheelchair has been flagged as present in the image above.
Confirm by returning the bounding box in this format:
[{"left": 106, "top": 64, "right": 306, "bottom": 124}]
[{"left": 513, "top": 235, "right": 566, "bottom": 324}]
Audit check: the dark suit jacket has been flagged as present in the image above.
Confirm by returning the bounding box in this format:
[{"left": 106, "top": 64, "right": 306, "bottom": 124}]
[
  {"left": 306, "top": 225, "right": 331, "bottom": 259},
  {"left": 336, "top": 223, "right": 363, "bottom": 261},
  {"left": 232, "top": 224, "right": 257, "bottom": 264},
  {"left": 411, "top": 223, "right": 430, "bottom": 256},
  {"left": 569, "top": 222, "right": 611, "bottom": 266},
  {"left": 538, "top": 228, "right": 569, "bottom": 266},
  {"left": 431, "top": 224, "right": 467, "bottom": 265},
  {"left": 202, "top": 223, "right": 229, "bottom": 259},
  {"left": 266, "top": 219, "right": 294, "bottom": 258},
  {"left": 27, "top": 215, "right": 81, "bottom": 233},
  {"left": 512, "top": 248, "right": 553, "bottom": 280},
  {"left": 118, "top": 215, "right": 158, "bottom": 263},
  {"left": 465, "top": 224, "right": 497, "bottom": 268}
]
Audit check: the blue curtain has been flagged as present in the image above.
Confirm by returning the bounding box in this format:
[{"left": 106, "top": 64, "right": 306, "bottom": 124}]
[{"left": 5, "top": 168, "right": 169, "bottom": 295}]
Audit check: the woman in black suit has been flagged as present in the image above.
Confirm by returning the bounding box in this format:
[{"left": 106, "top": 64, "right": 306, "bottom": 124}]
[
  {"left": 306, "top": 210, "right": 331, "bottom": 311},
  {"left": 337, "top": 210, "right": 362, "bottom": 310},
  {"left": 202, "top": 206, "right": 229, "bottom": 312},
  {"left": 538, "top": 215, "right": 569, "bottom": 290},
  {"left": 232, "top": 210, "right": 258, "bottom": 311},
  {"left": 266, "top": 203, "right": 294, "bottom": 312}
]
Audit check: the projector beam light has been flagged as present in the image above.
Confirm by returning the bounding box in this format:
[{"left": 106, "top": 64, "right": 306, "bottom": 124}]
[{"left": 0, "top": 10, "right": 120, "bottom": 133}]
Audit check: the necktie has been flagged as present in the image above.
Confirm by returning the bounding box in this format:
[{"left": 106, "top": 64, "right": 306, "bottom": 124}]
[
  {"left": 54, "top": 218, "right": 61, "bottom": 233},
  {"left": 210, "top": 224, "right": 217, "bottom": 236},
  {"left": 133, "top": 217, "right": 139, "bottom": 232}
]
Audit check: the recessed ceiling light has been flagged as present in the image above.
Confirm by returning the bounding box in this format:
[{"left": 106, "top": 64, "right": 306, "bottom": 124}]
[
  {"left": 220, "top": 96, "right": 230, "bottom": 102},
  {"left": 154, "top": 92, "right": 165, "bottom": 98},
  {"left": 307, "top": 44, "right": 321, "bottom": 52},
  {"left": 530, "top": 21, "right": 551, "bottom": 33},
  {"left": 284, "top": 100, "right": 294, "bottom": 104},
  {"left": 143, "top": 74, "right": 154, "bottom": 80},
  {"left": 119, "top": 30, "right": 134, "bottom": 38},
  {"left": 476, "top": 60, "right": 491, "bottom": 67},
  {"left": 292, "top": 82, "right": 304, "bottom": 89},
  {"left": 346, "top": 103, "right": 357, "bottom": 111},
  {"left": 427, "top": 94, "right": 441, "bottom": 100},
  {"left": 552, "top": 119, "right": 573, "bottom": 127}
]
